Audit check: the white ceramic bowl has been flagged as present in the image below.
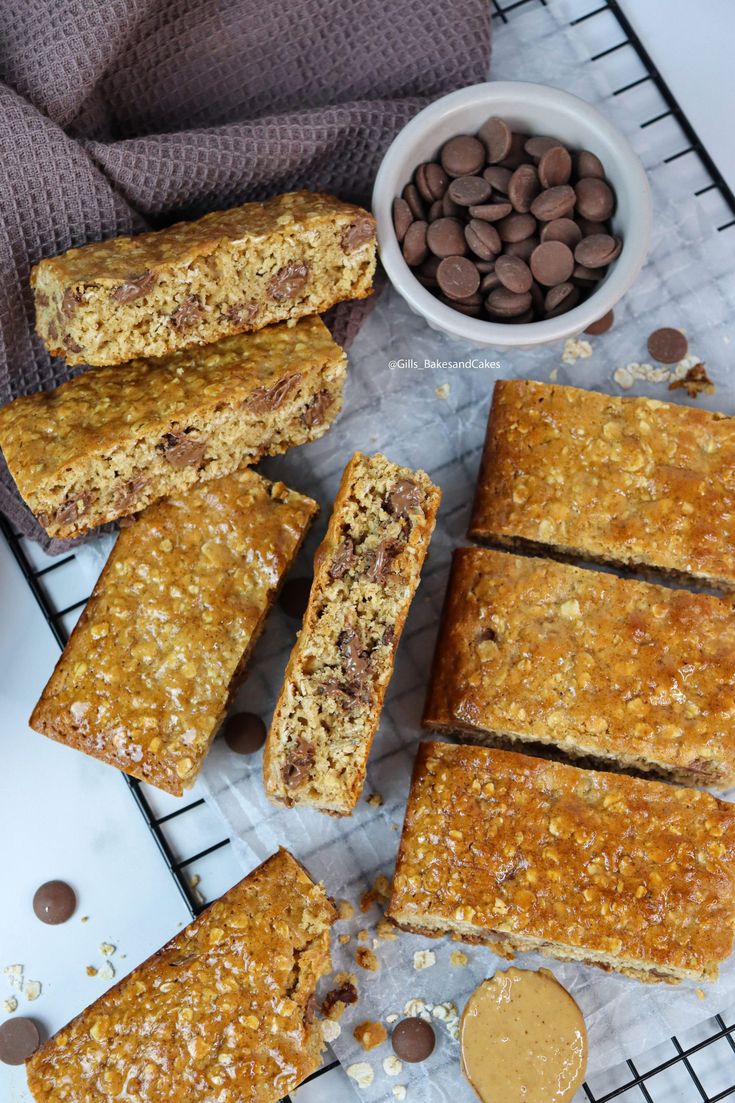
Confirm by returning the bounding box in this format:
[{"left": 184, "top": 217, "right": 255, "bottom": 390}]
[{"left": 372, "top": 81, "right": 652, "bottom": 349}]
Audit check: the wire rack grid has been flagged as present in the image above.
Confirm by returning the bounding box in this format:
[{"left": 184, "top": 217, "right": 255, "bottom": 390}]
[{"left": 3, "top": 0, "right": 735, "bottom": 1099}]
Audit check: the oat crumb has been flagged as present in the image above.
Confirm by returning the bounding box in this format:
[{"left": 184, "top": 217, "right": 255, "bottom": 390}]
[
  {"left": 669, "top": 362, "right": 715, "bottom": 398},
  {"left": 353, "top": 1020, "right": 388, "bottom": 1051},
  {"left": 321, "top": 1018, "right": 342, "bottom": 1042},
  {"left": 696, "top": 988, "right": 706, "bottom": 1000},
  {"left": 450, "top": 949, "right": 469, "bottom": 967},
  {"left": 393, "top": 1086, "right": 407, "bottom": 1100},
  {"left": 383, "top": 1054, "right": 403, "bottom": 1076},
  {"left": 435, "top": 383, "right": 450, "bottom": 400},
  {"left": 403, "top": 997, "right": 430, "bottom": 1020},
  {"left": 338, "top": 933, "right": 351, "bottom": 945},
  {"left": 376, "top": 918, "right": 398, "bottom": 942},
  {"left": 386, "top": 1013, "right": 399, "bottom": 1024},
  {"left": 413, "top": 949, "right": 436, "bottom": 971},
  {"left": 355, "top": 947, "right": 380, "bottom": 972},
  {"left": 98, "top": 962, "right": 115, "bottom": 981},
  {"left": 357, "top": 929, "right": 370, "bottom": 943},
  {"left": 346, "top": 1062, "right": 374, "bottom": 1089},
  {"left": 4, "top": 965, "right": 23, "bottom": 989},
  {"left": 80, "top": 916, "right": 89, "bottom": 924},
  {"left": 562, "top": 337, "right": 592, "bottom": 365},
  {"left": 24, "top": 980, "right": 41, "bottom": 1002},
  {"left": 613, "top": 365, "right": 634, "bottom": 390},
  {"left": 374, "top": 875, "right": 391, "bottom": 899},
  {"left": 86, "top": 965, "right": 98, "bottom": 977},
  {"left": 337, "top": 899, "right": 355, "bottom": 921},
  {"left": 2, "top": 996, "right": 18, "bottom": 1014},
  {"left": 549, "top": 367, "right": 558, "bottom": 382},
  {"left": 99, "top": 943, "right": 116, "bottom": 957},
  {"left": 367, "top": 791, "right": 384, "bottom": 807}
]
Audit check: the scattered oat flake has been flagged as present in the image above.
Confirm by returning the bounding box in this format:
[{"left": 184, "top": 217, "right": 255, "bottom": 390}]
[
  {"left": 669, "top": 362, "right": 715, "bottom": 398},
  {"left": 355, "top": 947, "right": 380, "bottom": 972},
  {"left": 4, "top": 965, "right": 23, "bottom": 989},
  {"left": 346, "top": 1062, "right": 374, "bottom": 1089},
  {"left": 86, "top": 965, "right": 98, "bottom": 977},
  {"left": 403, "top": 998, "right": 428, "bottom": 1019},
  {"left": 367, "top": 791, "right": 384, "bottom": 807},
  {"left": 99, "top": 943, "right": 116, "bottom": 957},
  {"left": 321, "top": 1018, "right": 342, "bottom": 1042},
  {"left": 450, "top": 949, "right": 469, "bottom": 967},
  {"left": 354, "top": 1020, "right": 388, "bottom": 1051},
  {"left": 393, "top": 1086, "right": 407, "bottom": 1100},
  {"left": 2, "top": 996, "right": 18, "bottom": 1014},
  {"left": 613, "top": 366, "right": 634, "bottom": 390},
  {"left": 386, "top": 1013, "right": 399, "bottom": 1024},
  {"left": 24, "top": 980, "right": 41, "bottom": 1001},
  {"left": 337, "top": 899, "right": 355, "bottom": 921},
  {"left": 383, "top": 1054, "right": 403, "bottom": 1076},
  {"left": 98, "top": 962, "right": 115, "bottom": 981},
  {"left": 549, "top": 367, "right": 558, "bottom": 382},
  {"left": 435, "top": 383, "right": 450, "bottom": 399},
  {"left": 562, "top": 337, "right": 592, "bottom": 365},
  {"left": 413, "top": 949, "right": 436, "bottom": 971}
]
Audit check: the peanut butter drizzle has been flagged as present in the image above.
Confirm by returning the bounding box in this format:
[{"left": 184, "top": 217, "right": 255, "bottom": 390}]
[{"left": 460, "top": 968, "right": 587, "bottom": 1103}]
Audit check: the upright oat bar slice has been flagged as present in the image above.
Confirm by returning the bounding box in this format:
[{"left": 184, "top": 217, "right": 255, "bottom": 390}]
[
  {"left": 26, "top": 848, "right": 336, "bottom": 1103},
  {"left": 388, "top": 742, "right": 735, "bottom": 984},
  {"left": 0, "top": 316, "right": 345, "bottom": 540},
  {"left": 29, "top": 470, "right": 317, "bottom": 795},
  {"left": 263, "top": 452, "right": 441, "bottom": 815},
  {"left": 469, "top": 379, "right": 735, "bottom": 590},
  {"left": 424, "top": 547, "right": 735, "bottom": 787},
  {"left": 32, "top": 191, "right": 376, "bottom": 366}
]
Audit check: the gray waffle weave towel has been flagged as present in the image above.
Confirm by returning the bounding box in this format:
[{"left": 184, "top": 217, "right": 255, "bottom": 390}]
[{"left": 0, "top": 0, "right": 491, "bottom": 551}]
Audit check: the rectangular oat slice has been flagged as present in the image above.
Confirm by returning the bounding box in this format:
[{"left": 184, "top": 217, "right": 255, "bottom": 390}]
[
  {"left": 0, "top": 316, "right": 345, "bottom": 540},
  {"left": 32, "top": 191, "right": 376, "bottom": 366},
  {"left": 388, "top": 742, "right": 735, "bottom": 984},
  {"left": 263, "top": 452, "right": 441, "bottom": 815},
  {"left": 26, "top": 848, "right": 336, "bottom": 1103},
  {"left": 469, "top": 379, "right": 735, "bottom": 590},
  {"left": 424, "top": 547, "right": 735, "bottom": 788},
  {"left": 29, "top": 469, "right": 317, "bottom": 795}
]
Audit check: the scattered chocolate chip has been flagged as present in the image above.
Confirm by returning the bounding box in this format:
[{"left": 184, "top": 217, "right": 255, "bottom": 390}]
[
  {"left": 341, "top": 217, "right": 375, "bottom": 253},
  {"left": 302, "top": 390, "right": 333, "bottom": 428},
  {"left": 437, "top": 256, "right": 480, "bottom": 301},
  {"left": 392, "top": 197, "right": 413, "bottom": 243},
  {"left": 530, "top": 241, "right": 574, "bottom": 287},
  {"left": 387, "top": 478, "right": 422, "bottom": 517},
  {"left": 111, "top": 270, "right": 156, "bottom": 304},
  {"left": 585, "top": 309, "right": 615, "bottom": 335},
  {"left": 403, "top": 184, "right": 426, "bottom": 221},
  {"left": 223, "top": 712, "right": 266, "bottom": 755},
  {"left": 415, "top": 162, "right": 449, "bottom": 203},
  {"left": 170, "top": 294, "right": 205, "bottom": 330},
  {"left": 575, "top": 177, "right": 615, "bottom": 221},
  {"left": 282, "top": 736, "right": 315, "bottom": 788},
  {"left": 268, "top": 261, "right": 309, "bottom": 302},
  {"left": 495, "top": 255, "right": 532, "bottom": 294},
  {"left": 448, "top": 175, "right": 493, "bottom": 207},
  {"left": 0, "top": 1018, "right": 40, "bottom": 1065},
  {"left": 33, "top": 880, "right": 76, "bottom": 925},
  {"left": 279, "top": 577, "right": 312, "bottom": 619},
  {"left": 508, "top": 164, "right": 540, "bottom": 213},
  {"left": 329, "top": 538, "right": 356, "bottom": 579},
  {"left": 441, "top": 135, "right": 486, "bottom": 177},
  {"left": 538, "top": 144, "right": 572, "bottom": 188},
  {"left": 468, "top": 201, "right": 512, "bottom": 223},
  {"left": 479, "top": 116, "right": 513, "bottom": 164},
  {"left": 161, "top": 430, "right": 207, "bottom": 469},
  {"left": 391, "top": 1017, "right": 435, "bottom": 1063},
  {"left": 427, "top": 217, "right": 467, "bottom": 258},
  {"left": 647, "top": 327, "right": 688, "bottom": 364},
  {"left": 402, "top": 221, "right": 429, "bottom": 267},
  {"left": 61, "top": 288, "right": 82, "bottom": 318},
  {"left": 574, "top": 233, "right": 621, "bottom": 269},
  {"left": 247, "top": 373, "right": 301, "bottom": 413}
]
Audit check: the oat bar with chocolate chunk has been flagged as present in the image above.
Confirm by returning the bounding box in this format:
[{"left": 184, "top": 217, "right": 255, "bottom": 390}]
[
  {"left": 32, "top": 191, "right": 376, "bottom": 366},
  {"left": 469, "top": 379, "right": 735, "bottom": 590},
  {"left": 425, "top": 548, "right": 735, "bottom": 787},
  {"left": 388, "top": 742, "right": 735, "bottom": 984},
  {"left": 0, "top": 316, "right": 345, "bottom": 540},
  {"left": 263, "top": 452, "right": 440, "bottom": 815},
  {"left": 30, "top": 470, "right": 317, "bottom": 795},
  {"left": 26, "top": 848, "right": 336, "bottom": 1103}
]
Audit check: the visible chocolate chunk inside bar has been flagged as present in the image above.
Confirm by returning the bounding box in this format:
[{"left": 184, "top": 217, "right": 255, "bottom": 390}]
[
  {"left": 161, "top": 431, "right": 208, "bottom": 469},
  {"left": 170, "top": 294, "right": 205, "bottom": 330},
  {"left": 268, "top": 260, "right": 310, "bottom": 301},
  {"left": 111, "top": 270, "right": 157, "bottom": 303}
]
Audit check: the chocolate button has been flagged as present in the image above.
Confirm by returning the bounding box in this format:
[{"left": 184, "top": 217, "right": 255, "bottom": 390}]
[
  {"left": 498, "top": 132, "right": 528, "bottom": 170},
  {"left": 392, "top": 198, "right": 413, "bottom": 243},
  {"left": 468, "top": 202, "right": 512, "bottom": 222},
  {"left": 427, "top": 199, "right": 443, "bottom": 222},
  {"left": 402, "top": 183, "right": 425, "bottom": 221},
  {"left": 524, "top": 135, "right": 562, "bottom": 161},
  {"left": 495, "top": 255, "right": 533, "bottom": 294},
  {"left": 572, "top": 263, "right": 605, "bottom": 284},
  {"left": 508, "top": 164, "right": 540, "bottom": 214},
  {"left": 545, "top": 282, "right": 579, "bottom": 315},
  {"left": 391, "top": 1017, "right": 436, "bottom": 1063},
  {"left": 479, "top": 116, "right": 513, "bottom": 164},
  {"left": 586, "top": 309, "right": 615, "bottom": 335},
  {"left": 538, "top": 144, "right": 572, "bottom": 188},
  {"left": 440, "top": 135, "right": 485, "bottom": 178},
  {"left": 576, "top": 150, "right": 605, "bottom": 180},
  {"left": 497, "top": 213, "right": 536, "bottom": 243},
  {"left": 504, "top": 236, "right": 538, "bottom": 262},
  {"left": 33, "top": 880, "right": 76, "bottom": 925},
  {"left": 482, "top": 166, "right": 512, "bottom": 194},
  {"left": 574, "top": 233, "right": 621, "bottom": 269},
  {"left": 575, "top": 177, "right": 614, "bottom": 221},
  {"left": 540, "top": 218, "right": 581, "bottom": 250},
  {"left": 279, "top": 577, "right": 312, "bottom": 619},
  {"left": 0, "top": 1018, "right": 40, "bottom": 1065},
  {"left": 486, "top": 287, "right": 532, "bottom": 318},
  {"left": 577, "top": 217, "right": 608, "bottom": 236},
  {"left": 530, "top": 241, "right": 574, "bottom": 287},
  {"left": 530, "top": 185, "right": 576, "bottom": 221},
  {"left": 437, "top": 256, "right": 480, "bottom": 301},
  {"left": 442, "top": 192, "right": 462, "bottom": 218},
  {"left": 480, "top": 270, "right": 501, "bottom": 294},
  {"left": 448, "top": 175, "right": 493, "bottom": 207},
  {"left": 427, "top": 217, "right": 467, "bottom": 258},
  {"left": 223, "top": 712, "right": 266, "bottom": 755},
  {"left": 465, "top": 219, "right": 501, "bottom": 261},
  {"left": 402, "top": 221, "right": 429, "bottom": 266},
  {"left": 415, "top": 162, "right": 448, "bottom": 203},
  {"left": 647, "top": 327, "right": 688, "bottom": 364}
]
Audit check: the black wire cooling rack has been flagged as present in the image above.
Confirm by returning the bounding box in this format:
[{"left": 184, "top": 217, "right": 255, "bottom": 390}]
[{"left": 3, "top": 1, "right": 735, "bottom": 1099}]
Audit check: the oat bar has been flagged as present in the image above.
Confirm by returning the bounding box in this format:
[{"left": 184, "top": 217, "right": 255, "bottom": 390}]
[
  {"left": 424, "top": 548, "right": 735, "bottom": 787},
  {"left": 263, "top": 452, "right": 441, "bottom": 815},
  {"left": 32, "top": 191, "right": 376, "bottom": 366},
  {"left": 26, "top": 848, "right": 336, "bottom": 1103},
  {"left": 469, "top": 379, "right": 735, "bottom": 590},
  {"left": 29, "top": 470, "right": 317, "bottom": 795},
  {"left": 0, "top": 317, "right": 345, "bottom": 540},
  {"left": 388, "top": 742, "right": 735, "bottom": 984}
]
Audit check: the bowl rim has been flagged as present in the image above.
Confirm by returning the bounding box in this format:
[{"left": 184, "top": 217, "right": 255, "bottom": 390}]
[{"left": 372, "top": 80, "right": 653, "bottom": 347}]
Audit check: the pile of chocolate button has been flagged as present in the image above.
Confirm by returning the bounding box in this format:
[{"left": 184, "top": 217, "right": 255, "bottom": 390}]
[{"left": 392, "top": 116, "right": 621, "bottom": 324}]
